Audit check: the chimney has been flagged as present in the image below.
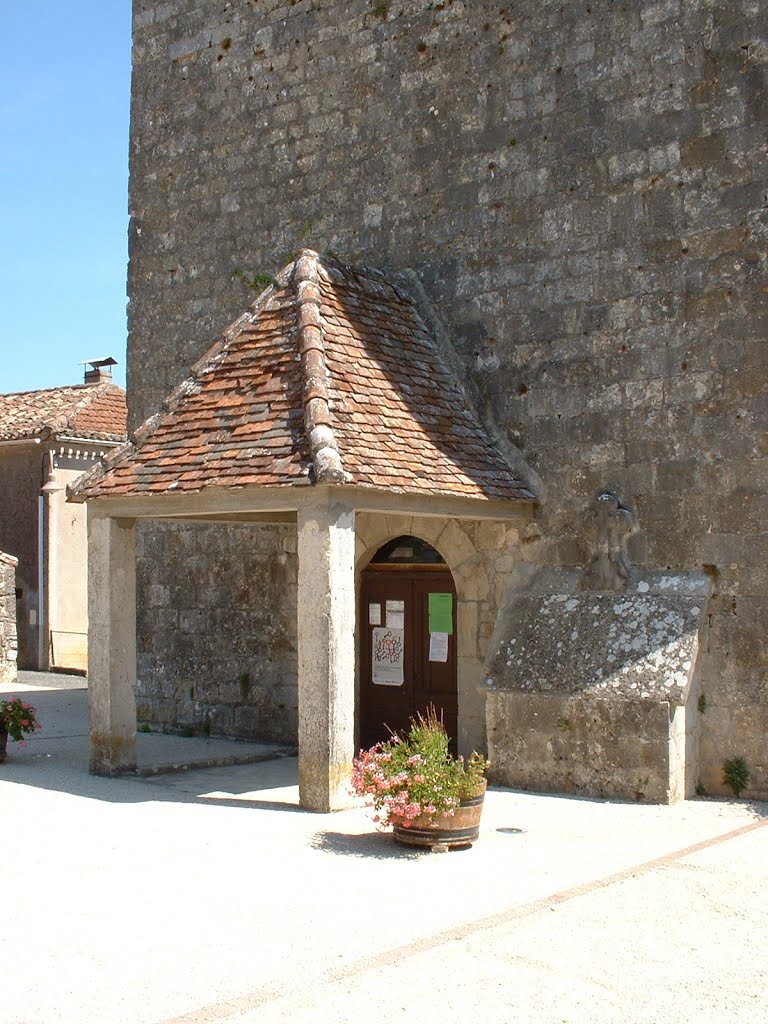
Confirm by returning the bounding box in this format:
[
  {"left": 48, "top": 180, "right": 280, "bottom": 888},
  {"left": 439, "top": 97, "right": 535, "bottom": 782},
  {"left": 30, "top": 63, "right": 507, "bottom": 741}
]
[{"left": 82, "top": 357, "right": 117, "bottom": 385}]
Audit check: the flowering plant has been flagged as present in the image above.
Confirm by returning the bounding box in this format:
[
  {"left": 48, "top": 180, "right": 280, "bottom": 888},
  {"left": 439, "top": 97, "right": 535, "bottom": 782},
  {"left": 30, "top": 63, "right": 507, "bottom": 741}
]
[
  {"left": 0, "top": 698, "right": 41, "bottom": 744},
  {"left": 351, "top": 707, "right": 489, "bottom": 829}
]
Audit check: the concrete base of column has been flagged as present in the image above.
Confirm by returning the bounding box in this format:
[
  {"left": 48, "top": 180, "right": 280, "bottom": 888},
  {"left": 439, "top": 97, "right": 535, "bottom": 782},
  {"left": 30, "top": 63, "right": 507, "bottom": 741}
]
[{"left": 90, "top": 735, "right": 138, "bottom": 776}]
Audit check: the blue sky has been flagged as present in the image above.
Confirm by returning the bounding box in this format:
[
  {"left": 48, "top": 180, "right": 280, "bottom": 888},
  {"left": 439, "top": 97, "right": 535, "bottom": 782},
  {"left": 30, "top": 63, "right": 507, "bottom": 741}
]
[{"left": 0, "top": 4, "right": 131, "bottom": 394}]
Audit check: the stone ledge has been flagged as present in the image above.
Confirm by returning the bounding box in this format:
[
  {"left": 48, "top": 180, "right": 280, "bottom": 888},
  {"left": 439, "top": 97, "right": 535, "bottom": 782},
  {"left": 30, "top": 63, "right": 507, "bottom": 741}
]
[
  {"left": 484, "top": 569, "right": 711, "bottom": 706},
  {"left": 134, "top": 746, "right": 296, "bottom": 777}
]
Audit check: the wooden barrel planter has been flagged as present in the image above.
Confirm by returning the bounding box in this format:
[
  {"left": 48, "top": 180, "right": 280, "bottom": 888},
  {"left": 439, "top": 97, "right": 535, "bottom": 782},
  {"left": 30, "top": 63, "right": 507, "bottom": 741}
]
[{"left": 392, "top": 781, "right": 486, "bottom": 852}]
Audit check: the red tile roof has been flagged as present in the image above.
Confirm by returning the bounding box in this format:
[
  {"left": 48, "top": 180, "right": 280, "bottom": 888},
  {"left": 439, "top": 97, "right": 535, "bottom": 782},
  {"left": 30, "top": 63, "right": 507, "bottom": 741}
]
[
  {"left": 72, "top": 252, "right": 533, "bottom": 504},
  {"left": 0, "top": 383, "right": 127, "bottom": 444}
]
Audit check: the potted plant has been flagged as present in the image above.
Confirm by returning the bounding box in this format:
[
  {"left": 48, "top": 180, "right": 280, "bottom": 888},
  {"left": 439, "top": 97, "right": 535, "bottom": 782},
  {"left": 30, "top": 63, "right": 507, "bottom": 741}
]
[
  {"left": 0, "top": 698, "right": 40, "bottom": 762},
  {"left": 351, "top": 707, "right": 489, "bottom": 851}
]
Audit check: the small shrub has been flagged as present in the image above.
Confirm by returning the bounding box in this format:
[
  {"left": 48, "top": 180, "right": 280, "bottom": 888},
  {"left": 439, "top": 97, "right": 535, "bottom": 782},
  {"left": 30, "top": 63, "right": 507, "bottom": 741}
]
[
  {"left": 0, "top": 698, "right": 41, "bottom": 743},
  {"left": 351, "top": 706, "right": 489, "bottom": 829},
  {"left": 722, "top": 756, "right": 750, "bottom": 797},
  {"left": 233, "top": 269, "right": 273, "bottom": 292}
]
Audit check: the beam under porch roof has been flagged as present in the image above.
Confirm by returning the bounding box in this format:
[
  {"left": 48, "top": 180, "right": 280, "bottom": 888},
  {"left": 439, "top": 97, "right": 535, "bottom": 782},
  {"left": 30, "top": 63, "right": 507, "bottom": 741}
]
[{"left": 78, "top": 483, "right": 535, "bottom": 524}]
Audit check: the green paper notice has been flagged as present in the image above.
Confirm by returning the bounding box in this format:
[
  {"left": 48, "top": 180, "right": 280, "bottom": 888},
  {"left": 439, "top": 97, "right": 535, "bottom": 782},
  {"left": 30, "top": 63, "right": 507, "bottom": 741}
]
[{"left": 428, "top": 592, "right": 453, "bottom": 635}]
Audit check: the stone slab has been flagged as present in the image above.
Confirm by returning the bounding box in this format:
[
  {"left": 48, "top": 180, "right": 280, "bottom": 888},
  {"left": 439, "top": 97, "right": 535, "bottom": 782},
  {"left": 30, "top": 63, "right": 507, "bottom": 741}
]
[{"left": 485, "top": 569, "right": 710, "bottom": 705}]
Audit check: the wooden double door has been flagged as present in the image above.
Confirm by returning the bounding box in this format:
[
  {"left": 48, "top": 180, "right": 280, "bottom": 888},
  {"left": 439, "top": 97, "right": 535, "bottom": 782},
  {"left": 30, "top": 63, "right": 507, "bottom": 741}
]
[{"left": 359, "top": 567, "right": 458, "bottom": 752}]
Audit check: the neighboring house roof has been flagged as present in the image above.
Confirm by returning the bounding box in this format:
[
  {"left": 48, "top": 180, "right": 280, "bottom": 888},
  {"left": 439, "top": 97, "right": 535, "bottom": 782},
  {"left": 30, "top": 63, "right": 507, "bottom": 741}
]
[
  {"left": 0, "top": 383, "right": 127, "bottom": 444},
  {"left": 73, "top": 251, "right": 534, "bottom": 504}
]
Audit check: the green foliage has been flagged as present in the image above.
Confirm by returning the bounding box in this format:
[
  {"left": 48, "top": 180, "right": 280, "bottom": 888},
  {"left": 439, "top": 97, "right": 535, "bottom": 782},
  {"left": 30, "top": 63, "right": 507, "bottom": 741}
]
[
  {"left": 0, "top": 698, "right": 40, "bottom": 743},
  {"left": 697, "top": 693, "right": 708, "bottom": 714},
  {"left": 370, "top": 0, "right": 390, "bottom": 18},
  {"left": 233, "top": 269, "right": 273, "bottom": 292},
  {"left": 298, "top": 218, "right": 316, "bottom": 240},
  {"left": 722, "top": 756, "right": 750, "bottom": 797},
  {"left": 351, "top": 706, "right": 489, "bottom": 828}
]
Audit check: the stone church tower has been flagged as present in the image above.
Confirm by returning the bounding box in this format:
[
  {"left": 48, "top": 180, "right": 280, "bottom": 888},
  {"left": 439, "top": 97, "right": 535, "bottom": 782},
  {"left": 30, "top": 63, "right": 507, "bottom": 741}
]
[{"left": 126, "top": 0, "right": 767, "bottom": 800}]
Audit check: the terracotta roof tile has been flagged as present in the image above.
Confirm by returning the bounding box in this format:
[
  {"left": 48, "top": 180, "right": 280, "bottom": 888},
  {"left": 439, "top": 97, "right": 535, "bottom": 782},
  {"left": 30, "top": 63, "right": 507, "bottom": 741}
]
[
  {"left": 0, "top": 383, "right": 127, "bottom": 443},
  {"left": 72, "top": 252, "right": 533, "bottom": 504}
]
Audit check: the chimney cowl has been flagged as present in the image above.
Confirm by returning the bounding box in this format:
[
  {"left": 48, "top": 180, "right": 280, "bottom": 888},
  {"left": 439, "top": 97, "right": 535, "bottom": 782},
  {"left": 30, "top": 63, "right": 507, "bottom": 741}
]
[{"left": 81, "top": 356, "right": 117, "bottom": 385}]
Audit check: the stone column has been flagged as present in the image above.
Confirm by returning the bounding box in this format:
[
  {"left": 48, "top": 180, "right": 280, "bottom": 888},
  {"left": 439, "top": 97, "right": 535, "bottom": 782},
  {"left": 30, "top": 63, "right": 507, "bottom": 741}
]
[
  {"left": 87, "top": 508, "right": 138, "bottom": 775},
  {"left": 0, "top": 552, "right": 18, "bottom": 684},
  {"left": 297, "top": 500, "right": 356, "bottom": 811}
]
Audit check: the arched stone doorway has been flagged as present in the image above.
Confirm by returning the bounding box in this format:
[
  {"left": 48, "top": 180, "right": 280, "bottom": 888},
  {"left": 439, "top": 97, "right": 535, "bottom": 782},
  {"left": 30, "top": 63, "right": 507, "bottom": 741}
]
[{"left": 358, "top": 535, "right": 458, "bottom": 752}]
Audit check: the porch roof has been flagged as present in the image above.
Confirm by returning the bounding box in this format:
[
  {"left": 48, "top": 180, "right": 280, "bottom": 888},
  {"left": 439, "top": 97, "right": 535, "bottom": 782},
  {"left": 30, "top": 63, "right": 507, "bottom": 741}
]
[{"left": 70, "top": 251, "right": 534, "bottom": 508}]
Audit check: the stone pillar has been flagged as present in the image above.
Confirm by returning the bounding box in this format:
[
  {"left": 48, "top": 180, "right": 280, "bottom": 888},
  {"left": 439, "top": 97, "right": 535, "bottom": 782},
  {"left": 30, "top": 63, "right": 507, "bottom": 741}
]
[
  {"left": 297, "top": 500, "right": 356, "bottom": 811},
  {"left": 0, "top": 552, "right": 18, "bottom": 684},
  {"left": 87, "top": 508, "right": 138, "bottom": 775}
]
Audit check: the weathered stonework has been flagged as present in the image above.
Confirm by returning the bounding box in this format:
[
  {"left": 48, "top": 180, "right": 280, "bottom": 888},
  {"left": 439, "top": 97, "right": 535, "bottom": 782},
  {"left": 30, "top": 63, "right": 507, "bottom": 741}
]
[
  {"left": 136, "top": 510, "right": 533, "bottom": 754},
  {"left": 487, "top": 692, "right": 689, "bottom": 804},
  {"left": 129, "top": 0, "right": 768, "bottom": 797},
  {"left": 0, "top": 552, "right": 18, "bottom": 685},
  {"left": 484, "top": 568, "right": 709, "bottom": 801},
  {"left": 135, "top": 521, "right": 298, "bottom": 743}
]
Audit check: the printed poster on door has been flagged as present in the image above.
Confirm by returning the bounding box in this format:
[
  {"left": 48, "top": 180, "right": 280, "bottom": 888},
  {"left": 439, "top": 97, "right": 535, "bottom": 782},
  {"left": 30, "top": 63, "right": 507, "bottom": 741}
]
[
  {"left": 428, "top": 632, "right": 449, "bottom": 663},
  {"left": 372, "top": 627, "right": 405, "bottom": 686},
  {"left": 385, "top": 599, "right": 405, "bottom": 630}
]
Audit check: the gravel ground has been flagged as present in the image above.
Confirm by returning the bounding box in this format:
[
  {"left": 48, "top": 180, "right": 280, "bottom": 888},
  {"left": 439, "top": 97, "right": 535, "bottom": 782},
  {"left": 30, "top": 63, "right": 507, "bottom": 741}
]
[{"left": 2, "top": 675, "right": 766, "bottom": 1024}]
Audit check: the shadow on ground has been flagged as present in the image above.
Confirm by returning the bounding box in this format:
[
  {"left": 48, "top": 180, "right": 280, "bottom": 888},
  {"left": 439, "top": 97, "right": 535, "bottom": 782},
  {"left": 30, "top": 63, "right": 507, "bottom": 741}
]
[
  {"left": 1, "top": 683, "right": 304, "bottom": 811},
  {"left": 309, "top": 829, "right": 426, "bottom": 859},
  {"left": 5, "top": 680, "right": 767, "bottom": 824}
]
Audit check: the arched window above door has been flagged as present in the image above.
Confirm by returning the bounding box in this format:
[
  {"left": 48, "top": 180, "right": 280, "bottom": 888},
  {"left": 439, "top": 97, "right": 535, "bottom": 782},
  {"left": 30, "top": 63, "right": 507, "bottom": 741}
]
[{"left": 369, "top": 535, "right": 446, "bottom": 566}]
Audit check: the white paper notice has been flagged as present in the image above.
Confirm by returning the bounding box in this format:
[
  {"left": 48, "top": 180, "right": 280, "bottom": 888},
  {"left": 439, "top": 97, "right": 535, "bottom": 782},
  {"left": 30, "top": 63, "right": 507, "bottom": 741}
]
[
  {"left": 385, "top": 600, "right": 405, "bottom": 630},
  {"left": 368, "top": 602, "right": 381, "bottom": 626},
  {"left": 372, "top": 627, "right": 405, "bottom": 685},
  {"left": 429, "top": 632, "right": 449, "bottom": 663}
]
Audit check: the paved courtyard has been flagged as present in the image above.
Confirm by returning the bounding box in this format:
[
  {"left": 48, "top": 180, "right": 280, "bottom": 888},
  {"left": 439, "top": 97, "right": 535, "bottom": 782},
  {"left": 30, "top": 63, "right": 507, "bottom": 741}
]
[{"left": 2, "top": 672, "right": 767, "bottom": 1024}]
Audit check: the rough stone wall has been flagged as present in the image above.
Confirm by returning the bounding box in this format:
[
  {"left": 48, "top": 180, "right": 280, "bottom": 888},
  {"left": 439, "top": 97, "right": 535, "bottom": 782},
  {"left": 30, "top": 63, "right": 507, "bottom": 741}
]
[
  {"left": 130, "top": 0, "right": 767, "bottom": 795},
  {"left": 135, "top": 521, "right": 298, "bottom": 742},
  {"left": 487, "top": 691, "right": 688, "bottom": 803},
  {"left": 0, "top": 553, "right": 18, "bottom": 684}
]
